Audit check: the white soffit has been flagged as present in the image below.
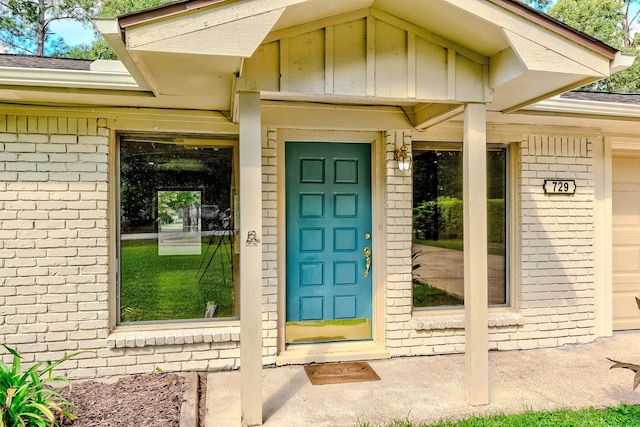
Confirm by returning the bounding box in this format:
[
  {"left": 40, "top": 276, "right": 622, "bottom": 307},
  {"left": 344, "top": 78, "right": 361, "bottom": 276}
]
[
  {"left": 503, "top": 29, "right": 607, "bottom": 76},
  {"left": 486, "top": 28, "right": 610, "bottom": 112},
  {"left": 271, "top": 0, "right": 374, "bottom": 31},
  {"left": 126, "top": 9, "right": 285, "bottom": 57}
]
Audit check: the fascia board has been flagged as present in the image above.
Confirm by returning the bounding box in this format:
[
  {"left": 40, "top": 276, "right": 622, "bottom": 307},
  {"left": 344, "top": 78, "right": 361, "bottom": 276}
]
[
  {"left": 611, "top": 52, "right": 636, "bottom": 74},
  {"left": 93, "top": 18, "right": 158, "bottom": 94},
  {"left": 0, "top": 66, "right": 144, "bottom": 91}
]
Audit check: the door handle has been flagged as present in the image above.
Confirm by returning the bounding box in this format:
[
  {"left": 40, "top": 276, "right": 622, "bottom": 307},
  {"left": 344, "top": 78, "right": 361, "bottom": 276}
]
[{"left": 363, "top": 247, "right": 371, "bottom": 278}]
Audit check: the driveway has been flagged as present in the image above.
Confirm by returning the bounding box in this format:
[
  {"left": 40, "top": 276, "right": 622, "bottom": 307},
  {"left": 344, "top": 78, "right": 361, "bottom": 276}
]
[{"left": 412, "top": 243, "right": 506, "bottom": 305}]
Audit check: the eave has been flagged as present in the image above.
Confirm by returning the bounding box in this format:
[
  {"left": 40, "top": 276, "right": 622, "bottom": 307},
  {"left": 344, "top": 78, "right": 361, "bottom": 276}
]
[
  {"left": 0, "top": 0, "right": 628, "bottom": 118},
  {"left": 0, "top": 63, "right": 141, "bottom": 91},
  {"left": 525, "top": 96, "right": 640, "bottom": 119}
]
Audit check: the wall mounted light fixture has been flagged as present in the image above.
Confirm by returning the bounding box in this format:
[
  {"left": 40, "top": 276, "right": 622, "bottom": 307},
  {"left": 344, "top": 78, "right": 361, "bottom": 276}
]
[{"left": 394, "top": 142, "right": 412, "bottom": 171}]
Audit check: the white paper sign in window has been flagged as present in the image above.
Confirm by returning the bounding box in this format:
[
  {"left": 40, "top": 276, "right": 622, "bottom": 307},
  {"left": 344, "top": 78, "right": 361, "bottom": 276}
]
[{"left": 158, "top": 190, "right": 202, "bottom": 256}]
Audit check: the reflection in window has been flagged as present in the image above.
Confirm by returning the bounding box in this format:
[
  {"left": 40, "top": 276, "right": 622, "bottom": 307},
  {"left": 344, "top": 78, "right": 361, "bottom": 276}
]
[
  {"left": 158, "top": 190, "right": 202, "bottom": 256},
  {"left": 119, "top": 137, "right": 236, "bottom": 322},
  {"left": 412, "top": 147, "right": 507, "bottom": 308}
]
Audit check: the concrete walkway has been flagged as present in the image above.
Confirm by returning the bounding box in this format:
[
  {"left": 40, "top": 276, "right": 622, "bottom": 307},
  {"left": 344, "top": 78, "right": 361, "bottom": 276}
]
[{"left": 205, "top": 331, "right": 640, "bottom": 426}]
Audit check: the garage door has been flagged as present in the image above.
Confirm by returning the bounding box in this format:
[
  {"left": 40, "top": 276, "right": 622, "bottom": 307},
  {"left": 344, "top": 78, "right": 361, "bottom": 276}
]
[{"left": 613, "top": 153, "right": 640, "bottom": 330}]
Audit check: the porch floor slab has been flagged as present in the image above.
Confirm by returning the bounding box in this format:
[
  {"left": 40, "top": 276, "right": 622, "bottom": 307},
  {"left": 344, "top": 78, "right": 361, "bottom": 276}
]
[{"left": 205, "top": 331, "right": 640, "bottom": 426}]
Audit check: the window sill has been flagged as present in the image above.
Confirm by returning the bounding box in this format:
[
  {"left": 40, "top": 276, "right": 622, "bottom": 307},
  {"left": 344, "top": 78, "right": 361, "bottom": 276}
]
[
  {"left": 412, "top": 311, "right": 525, "bottom": 331},
  {"left": 106, "top": 323, "right": 240, "bottom": 348}
]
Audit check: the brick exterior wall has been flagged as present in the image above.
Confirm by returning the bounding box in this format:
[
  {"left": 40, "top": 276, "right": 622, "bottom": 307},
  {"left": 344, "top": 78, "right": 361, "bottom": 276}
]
[
  {"left": 385, "top": 133, "right": 597, "bottom": 357},
  {"left": 515, "top": 135, "right": 596, "bottom": 348},
  {"left": 0, "top": 114, "right": 112, "bottom": 378},
  {"left": 0, "top": 113, "right": 240, "bottom": 379},
  {"left": 0, "top": 110, "right": 599, "bottom": 379},
  {"left": 262, "top": 127, "right": 278, "bottom": 365}
]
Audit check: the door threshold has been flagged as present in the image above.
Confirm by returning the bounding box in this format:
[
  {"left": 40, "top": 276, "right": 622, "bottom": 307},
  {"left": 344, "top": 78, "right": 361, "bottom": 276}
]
[{"left": 276, "top": 340, "right": 389, "bottom": 366}]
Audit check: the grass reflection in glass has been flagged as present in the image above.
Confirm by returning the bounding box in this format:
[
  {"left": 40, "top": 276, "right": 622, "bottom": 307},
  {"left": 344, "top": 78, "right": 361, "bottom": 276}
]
[
  {"left": 120, "top": 237, "right": 234, "bottom": 322},
  {"left": 412, "top": 281, "right": 463, "bottom": 307}
]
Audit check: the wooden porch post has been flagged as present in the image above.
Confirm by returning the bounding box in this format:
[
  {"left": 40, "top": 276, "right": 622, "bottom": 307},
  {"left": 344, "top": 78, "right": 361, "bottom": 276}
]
[
  {"left": 463, "top": 103, "right": 489, "bottom": 405},
  {"left": 239, "top": 91, "right": 263, "bottom": 426}
]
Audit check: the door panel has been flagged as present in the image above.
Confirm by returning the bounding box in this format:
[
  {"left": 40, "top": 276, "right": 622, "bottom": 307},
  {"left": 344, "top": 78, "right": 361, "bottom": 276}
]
[
  {"left": 286, "top": 142, "right": 372, "bottom": 342},
  {"left": 613, "top": 153, "right": 640, "bottom": 330}
]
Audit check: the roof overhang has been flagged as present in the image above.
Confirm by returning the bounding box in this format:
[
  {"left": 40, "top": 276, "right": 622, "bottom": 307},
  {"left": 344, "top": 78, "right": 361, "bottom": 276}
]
[
  {"left": 0, "top": 60, "right": 139, "bottom": 91},
  {"left": 525, "top": 95, "right": 640, "bottom": 119},
  {"left": 0, "top": 0, "right": 630, "bottom": 117},
  {"left": 101, "top": 0, "right": 629, "bottom": 115}
]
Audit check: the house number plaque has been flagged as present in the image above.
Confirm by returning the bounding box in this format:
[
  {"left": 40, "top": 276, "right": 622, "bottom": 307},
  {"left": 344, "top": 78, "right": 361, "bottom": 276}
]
[{"left": 543, "top": 179, "right": 576, "bottom": 195}]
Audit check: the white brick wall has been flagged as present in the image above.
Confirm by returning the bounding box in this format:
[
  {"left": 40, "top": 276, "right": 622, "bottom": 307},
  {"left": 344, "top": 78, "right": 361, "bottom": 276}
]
[
  {"left": 0, "top": 110, "right": 600, "bottom": 379},
  {"left": 515, "top": 135, "right": 596, "bottom": 347},
  {"left": 262, "top": 127, "right": 278, "bottom": 364},
  {"left": 0, "top": 114, "right": 111, "bottom": 374},
  {"left": 385, "top": 133, "right": 597, "bottom": 357},
  {"left": 0, "top": 113, "right": 241, "bottom": 379},
  {"left": 383, "top": 131, "right": 415, "bottom": 353}
]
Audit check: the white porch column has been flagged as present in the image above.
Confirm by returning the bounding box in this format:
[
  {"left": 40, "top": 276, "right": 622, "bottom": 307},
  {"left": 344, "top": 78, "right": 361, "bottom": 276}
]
[
  {"left": 239, "top": 91, "right": 263, "bottom": 426},
  {"left": 463, "top": 103, "right": 489, "bottom": 405},
  {"left": 594, "top": 137, "right": 613, "bottom": 337}
]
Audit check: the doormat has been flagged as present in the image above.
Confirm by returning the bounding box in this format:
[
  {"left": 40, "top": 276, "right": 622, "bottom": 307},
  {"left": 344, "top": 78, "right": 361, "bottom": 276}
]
[{"left": 304, "top": 362, "right": 380, "bottom": 385}]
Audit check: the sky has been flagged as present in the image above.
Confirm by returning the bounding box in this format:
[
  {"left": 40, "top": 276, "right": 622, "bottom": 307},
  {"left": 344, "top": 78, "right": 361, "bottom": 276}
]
[{"left": 49, "top": 19, "right": 97, "bottom": 47}]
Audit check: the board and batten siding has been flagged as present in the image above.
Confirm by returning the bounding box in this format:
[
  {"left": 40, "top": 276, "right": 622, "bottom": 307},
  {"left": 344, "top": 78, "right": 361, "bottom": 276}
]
[{"left": 242, "top": 12, "right": 487, "bottom": 103}]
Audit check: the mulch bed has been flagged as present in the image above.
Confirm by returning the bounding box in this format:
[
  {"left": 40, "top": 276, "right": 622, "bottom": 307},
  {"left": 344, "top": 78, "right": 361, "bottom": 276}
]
[{"left": 59, "top": 373, "right": 185, "bottom": 427}]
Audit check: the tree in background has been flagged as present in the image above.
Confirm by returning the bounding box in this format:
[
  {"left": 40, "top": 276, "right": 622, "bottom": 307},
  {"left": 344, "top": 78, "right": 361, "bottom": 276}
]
[
  {"left": 65, "top": 38, "right": 117, "bottom": 59},
  {"left": 65, "top": 0, "right": 171, "bottom": 59},
  {"left": 524, "top": 0, "right": 640, "bottom": 93},
  {"left": 0, "top": 0, "right": 171, "bottom": 58},
  {"left": 0, "top": 0, "right": 97, "bottom": 56},
  {"left": 97, "top": 0, "right": 169, "bottom": 18},
  {"left": 549, "top": 0, "right": 640, "bottom": 92},
  {"left": 521, "top": 0, "right": 554, "bottom": 10}
]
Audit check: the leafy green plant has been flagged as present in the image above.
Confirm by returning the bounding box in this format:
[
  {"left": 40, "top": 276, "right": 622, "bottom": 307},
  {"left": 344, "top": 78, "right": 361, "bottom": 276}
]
[
  {"left": 0, "top": 344, "right": 83, "bottom": 427},
  {"left": 120, "top": 305, "right": 145, "bottom": 322},
  {"left": 608, "top": 297, "right": 640, "bottom": 390}
]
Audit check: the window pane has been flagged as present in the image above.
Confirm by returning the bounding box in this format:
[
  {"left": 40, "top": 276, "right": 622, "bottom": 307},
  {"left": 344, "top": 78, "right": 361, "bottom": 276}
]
[
  {"left": 488, "top": 149, "right": 507, "bottom": 305},
  {"left": 119, "top": 139, "right": 236, "bottom": 322},
  {"left": 412, "top": 148, "right": 507, "bottom": 308}
]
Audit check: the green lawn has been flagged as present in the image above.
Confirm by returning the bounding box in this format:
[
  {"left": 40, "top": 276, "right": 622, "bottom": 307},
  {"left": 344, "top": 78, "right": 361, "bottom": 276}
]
[
  {"left": 413, "top": 239, "right": 463, "bottom": 251},
  {"left": 412, "top": 281, "right": 463, "bottom": 307},
  {"left": 120, "top": 237, "right": 235, "bottom": 322},
  {"left": 357, "top": 404, "right": 640, "bottom": 426}
]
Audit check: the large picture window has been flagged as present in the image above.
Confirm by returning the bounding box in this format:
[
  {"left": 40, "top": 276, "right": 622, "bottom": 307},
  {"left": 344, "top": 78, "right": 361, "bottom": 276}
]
[
  {"left": 118, "top": 136, "right": 237, "bottom": 323},
  {"left": 412, "top": 144, "right": 508, "bottom": 309}
]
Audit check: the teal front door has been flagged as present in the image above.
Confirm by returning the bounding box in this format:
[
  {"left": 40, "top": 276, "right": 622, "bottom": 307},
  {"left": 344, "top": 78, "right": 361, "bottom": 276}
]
[{"left": 285, "top": 142, "right": 372, "bottom": 343}]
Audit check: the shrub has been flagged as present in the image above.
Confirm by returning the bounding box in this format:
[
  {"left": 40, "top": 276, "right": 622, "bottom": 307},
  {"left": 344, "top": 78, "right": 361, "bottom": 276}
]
[
  {"left": 0, "top": 344, "right": 83, "bottom": 427},
  {"left": 413, "top": 197, "right": 505, "bottom": 243},
  {"left": 487, "top": 199, "right": 505, "bottom": 244},
  {"left": 437, "top": 196, "right": 462, "bottom": 240},
  {"left": 413, "top": 200, "right": 438, "bottom": 240}
]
